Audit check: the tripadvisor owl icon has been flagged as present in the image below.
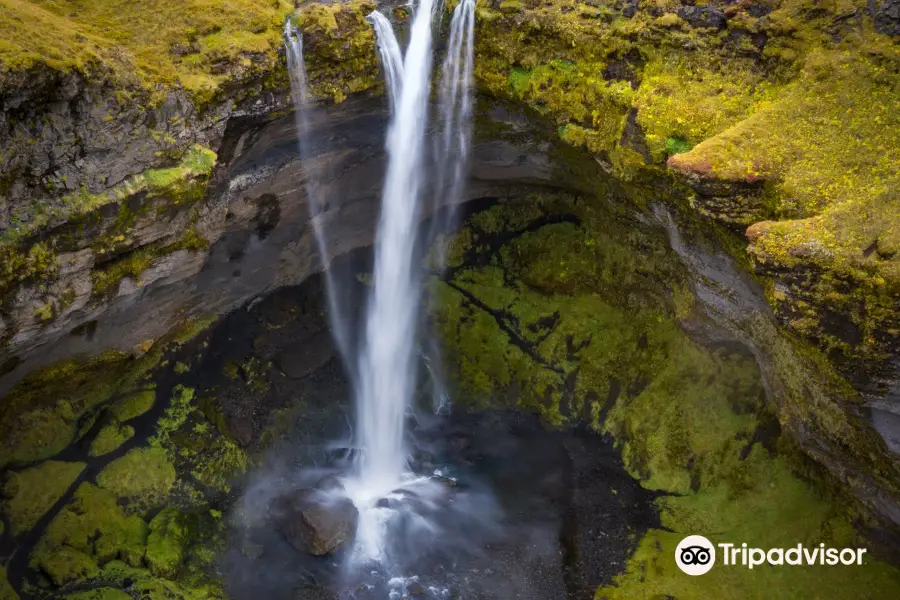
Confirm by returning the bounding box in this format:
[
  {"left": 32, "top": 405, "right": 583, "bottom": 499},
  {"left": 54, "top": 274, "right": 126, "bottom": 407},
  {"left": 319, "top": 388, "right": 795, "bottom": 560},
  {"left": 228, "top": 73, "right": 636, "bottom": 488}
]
[{"left": 676, "top": 535, "right": 716, "bottom": 575}]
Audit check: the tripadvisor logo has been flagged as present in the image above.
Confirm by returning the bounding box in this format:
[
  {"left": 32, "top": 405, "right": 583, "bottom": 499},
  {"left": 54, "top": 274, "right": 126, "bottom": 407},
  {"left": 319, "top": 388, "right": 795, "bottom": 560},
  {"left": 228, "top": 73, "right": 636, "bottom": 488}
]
[
  {"left": 675, "top": 535, "right": 868, "bottom": 576},
  {"left": 676, "top": 535, "right": 716, "bottom": 575}
]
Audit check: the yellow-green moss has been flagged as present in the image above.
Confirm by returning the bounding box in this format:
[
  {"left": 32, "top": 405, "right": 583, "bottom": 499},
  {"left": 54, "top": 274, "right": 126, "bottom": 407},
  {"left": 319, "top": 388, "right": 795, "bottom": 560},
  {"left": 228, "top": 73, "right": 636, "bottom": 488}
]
[
  {"left": 34, "top": 483, "right": 148, "bottom": 569},
  {"left": 63, "top": 589, "right": 131, "bottom": 600},
  {"left": 145, "top": 508, "right": 188, "bottom": 577},
  {"left": 96, "top": 448, "right": 176, "bottom": 513},
  {"left": 435, "top": 194, "right": 900, "bottom": 599},
  {"left": 598, "top": 448, "right": 900, "bottom": 599},
  {"left": 0, "top": 242, "right": 57, "bottom": 296},
  {"left": 88, "top": 422, "right": 135, "bottom": 457},
  {"left": 37, "top": 546, "right": 99, "bottom": 588},
  {"left": 293, "top": 0, "right": 379, "bottom": 103},
  {"left": 0, "top": 351, "right": 130, "bottom": 468},
  {"left": 149, "top": 386, "right": 248, "bottom": 496},
  {"left": 0, "top": 0, "right": 294, "bottom": 103},
  {"left": 109, "top": 389, "right": 156, "bottom": 422},
  {"left": 0, "top": 566, "right": 17, "bottom": 600},
  {"left": 99, "top": 560, "right": 225, "bottom": 600},
  {"left": 1, "top": 461, "right": 84, "bottom": 535}
]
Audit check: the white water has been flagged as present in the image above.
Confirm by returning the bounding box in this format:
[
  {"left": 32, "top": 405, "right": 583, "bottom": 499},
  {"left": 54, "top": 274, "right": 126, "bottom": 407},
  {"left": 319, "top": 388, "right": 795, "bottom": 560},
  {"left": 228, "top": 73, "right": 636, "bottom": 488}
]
[
  {"left": 287, "top": 0, "right": 477, "bottom": 568},
  {"left": 283, "top": 22, "right": 356, "bottom": 376},
  {"left": 434, "top": 0, "right": 476, "bottom": 226},
  {"left": 368, "top": 11, "right": 403, "bottom": 111},
  {"left": 346, "top": 0, "right": 438, "bottom": 562}
]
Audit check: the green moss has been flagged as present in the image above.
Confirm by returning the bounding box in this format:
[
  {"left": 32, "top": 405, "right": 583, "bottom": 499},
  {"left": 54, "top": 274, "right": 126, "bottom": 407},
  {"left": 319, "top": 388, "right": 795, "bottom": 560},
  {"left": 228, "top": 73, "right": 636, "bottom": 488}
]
[
  {"left": 96, "top": 448, "right": 176, "bottom": 514},
  {"left": 145, "top": 508, "right": 188, "bottom": 577},
  {"left": 1, "top": 461, "right": 84, "bottom": 536},
  {"left": 99, "top": 560, "right": 224, "bottom": 600},
  {"left": 150, "top": 386, "right": 247, "bottom": 496},
  {"left": 0, "top": 1, "right": 294, "bottom": 103},
  {"left": 436, "top": 194, "right": 900, "bottom": 599},
  {"left": 110, "top": 389, "right": 156, "bottom": 422},
  {"left": 63, "top": 589, "right": 131, "bottom": 600},
  {"left": 88, "top": 422, "right": 135, "bottom": 457},
  {"left": 37, "top": 546, "right": 99, "bottom": 587},
  {"left": 294, "top": 0, "right": 380, "bottom": 103},
  {"left": 0, "top": 566, "right": 17, "bottom": 600},
  {"left": 1, "top": 317, "right": 214, "bottom": 470},
  {"left": 35, "top": 483, "right": 148, "bottom": 569},
  {"left": 598, "top": 448, "right": 900, "bottom": 599},
  {"left": 0, "top": 351, "right": 130, "bottom": 468},
  {"left": 0, "top": 242, "right": 58, "bottom": 297},
  {"left": 665, "top": 136, "right": 692, "bottom": 156}
]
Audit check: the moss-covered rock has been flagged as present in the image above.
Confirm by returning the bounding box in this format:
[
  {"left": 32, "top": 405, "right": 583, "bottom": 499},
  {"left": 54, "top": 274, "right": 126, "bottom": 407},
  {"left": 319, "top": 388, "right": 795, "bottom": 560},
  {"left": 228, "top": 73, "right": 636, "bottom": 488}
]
[
  {"left": 0, "top": 351, "right": 131, "bottom": 468},
  {"left": 88, "top": 423, "right": 135, "bottom": 457},
  {"left": 0, "top": 565, "right": 18, "bottom": 600},
  {"left": 63, "top": 589, "right": 131, "bottom": 600},
  {"left": 96, "top": 448, "right": 176, "bottom": 514},
  {"left": 37, "top": 546, "right": 100, "bottom": 588},
  {"left": 1, "top": 460, "right": 85, "bottom": 536},
  {"left": 293, "top": 0, "right": 380, "bottom": 103},
  {"left": 34, "top": 483, "right": 148, "bottom": 569},
  {"left": 109, "top": 389, "right": 157, "bottom": 422},
  {"left": 473, "top": 0, "right": 900, "bottom": 385},
  {"left": 145, "top": 508, "right": 188, "bottom": 578}
]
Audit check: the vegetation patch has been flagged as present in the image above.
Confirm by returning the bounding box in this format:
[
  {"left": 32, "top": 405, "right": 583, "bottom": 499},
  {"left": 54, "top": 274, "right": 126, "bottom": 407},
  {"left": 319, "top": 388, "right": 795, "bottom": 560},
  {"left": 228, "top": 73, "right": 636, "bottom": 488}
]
[
  {"left": 96, "top": 448, "right": 176, "bottom": 514},
  {"left": 293, "top": 0, "right": 380, "bottom": 103},
  {"left": 0, "top": 0, "right": 295, "bottom": 103},
  {"left": 1, "top": 461, "right": 84, "bottom": 536},
  {"left": 33, "top": 483, "right": 148, "bottom": 574},
  {"left": 433, "top": 195, "right": 900, "bottom": 599},
  {"left": 88, "top": 422, "right": 135, "bottom": 457}
]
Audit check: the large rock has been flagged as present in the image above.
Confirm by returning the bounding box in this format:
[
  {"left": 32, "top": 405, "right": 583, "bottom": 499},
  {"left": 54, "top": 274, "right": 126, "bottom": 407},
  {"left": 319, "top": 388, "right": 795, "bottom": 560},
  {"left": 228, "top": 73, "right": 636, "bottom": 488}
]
[{"left": 274, "top": 487, "right": 358, "bottom": 556}]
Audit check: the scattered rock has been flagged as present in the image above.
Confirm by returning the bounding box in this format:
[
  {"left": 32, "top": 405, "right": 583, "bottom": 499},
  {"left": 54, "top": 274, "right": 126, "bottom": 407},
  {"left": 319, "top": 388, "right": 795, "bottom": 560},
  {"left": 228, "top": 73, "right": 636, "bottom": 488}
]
[
  {"left": 677, "top": 6, "right": 727, "bottom": 29},
  {"left": 873, "top": 0, "right": 900, "bottom": 36},
  {"left": 274, "top": 488, "right": 358, "bottom": 556}
]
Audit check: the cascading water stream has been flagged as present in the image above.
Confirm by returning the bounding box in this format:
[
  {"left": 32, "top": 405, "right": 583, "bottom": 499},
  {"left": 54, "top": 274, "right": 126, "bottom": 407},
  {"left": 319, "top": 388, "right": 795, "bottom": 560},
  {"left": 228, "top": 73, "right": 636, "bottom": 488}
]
[
  {"left": 344, "top": 0, "right": 438, "bottom": 563},
  {"left": 283, "top": 23, "right": 356, "bottom": 378},
  {"left": 287, "top": 0, "right": 476, "bottom": 570},
  {"left": 368, "top": 11, "right": 404, "bottom": 111}
]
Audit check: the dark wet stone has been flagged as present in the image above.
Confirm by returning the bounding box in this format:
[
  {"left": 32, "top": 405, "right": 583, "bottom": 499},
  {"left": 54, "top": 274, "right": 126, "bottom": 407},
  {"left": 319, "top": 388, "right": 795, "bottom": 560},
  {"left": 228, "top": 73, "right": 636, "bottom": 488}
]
[
  {"left": 275, "top": 489, "right": 358, "bottom": 556},
  {"left": 873, "top": 0, "right": 900, "bottom": 36},
  {"left": 677, "top": 5, "right": 727, "bottom": 29},
  {"left": 276, "top": 330, "right": 336, "bottom": 379}
]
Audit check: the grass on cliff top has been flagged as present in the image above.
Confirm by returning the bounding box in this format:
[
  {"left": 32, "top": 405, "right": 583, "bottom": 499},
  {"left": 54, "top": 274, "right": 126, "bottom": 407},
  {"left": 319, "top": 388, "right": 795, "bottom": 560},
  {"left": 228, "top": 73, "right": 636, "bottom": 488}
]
[{"left": 0, "top": 0, "right": 294, "bottom": 100}]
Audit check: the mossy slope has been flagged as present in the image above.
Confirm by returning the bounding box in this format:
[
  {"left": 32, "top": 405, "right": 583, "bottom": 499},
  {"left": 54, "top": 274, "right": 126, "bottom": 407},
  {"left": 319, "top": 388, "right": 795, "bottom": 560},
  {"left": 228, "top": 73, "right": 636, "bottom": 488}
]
[
  {"left": 432, "top": 195, "right": 900, "bottom": 599},
  {"left": 0, "top": 0, "right": 295, "bottom": 102}
]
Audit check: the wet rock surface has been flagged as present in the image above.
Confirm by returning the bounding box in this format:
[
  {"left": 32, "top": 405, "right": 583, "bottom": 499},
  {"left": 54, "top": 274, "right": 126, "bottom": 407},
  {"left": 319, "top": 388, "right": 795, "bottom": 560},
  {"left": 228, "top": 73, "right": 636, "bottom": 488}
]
[{"left": 274, "top": 488, "right": 358, "bottom": 556}]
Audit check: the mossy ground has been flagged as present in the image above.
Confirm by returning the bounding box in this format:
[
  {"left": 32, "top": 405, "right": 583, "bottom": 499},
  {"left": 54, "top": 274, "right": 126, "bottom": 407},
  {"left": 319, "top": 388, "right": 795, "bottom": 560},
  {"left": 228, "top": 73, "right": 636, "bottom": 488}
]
[
  {"left": 1, "top": 461, "right": 84, "bottom": 536},
  {"left": 432, "top": 195, "right": 900, "bottom": 599},
  {"left": 0, "top": 0, "right": 295, "bottom": 103},
  {"left": 96, "top": 448, "right": 176, "bottom": 514}
]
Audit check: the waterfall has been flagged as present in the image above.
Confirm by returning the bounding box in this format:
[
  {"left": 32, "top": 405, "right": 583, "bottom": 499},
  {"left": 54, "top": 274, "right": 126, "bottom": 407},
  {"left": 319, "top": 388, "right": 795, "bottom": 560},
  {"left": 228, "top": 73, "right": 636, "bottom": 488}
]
[
  {"left": 283, "top": 22, "right": 356, "bottom": 378},
  {"left": 367, "top": 11, "right": 403, "bottom": 111},
  {"left": 287, "top": 0, "right": 476, "bottom": 567},
  {"left": 346, "top": 0, "right": 437, "bottom": 562}
]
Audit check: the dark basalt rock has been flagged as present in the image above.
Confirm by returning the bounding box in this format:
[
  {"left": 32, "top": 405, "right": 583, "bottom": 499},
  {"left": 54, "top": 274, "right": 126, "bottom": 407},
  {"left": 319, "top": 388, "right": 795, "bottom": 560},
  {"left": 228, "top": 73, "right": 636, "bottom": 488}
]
[
  {"left": 276, "top": 330, "right": 336, "bottom": 380},
  {"left": 872, "top": 0, "right": 900, "bottom": 35},
  {"left": 677, "top": 5, "right": 727, "bottom": 29},
  {"left": 274, "top": 487, "right": 358, "bottom": 556}
]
